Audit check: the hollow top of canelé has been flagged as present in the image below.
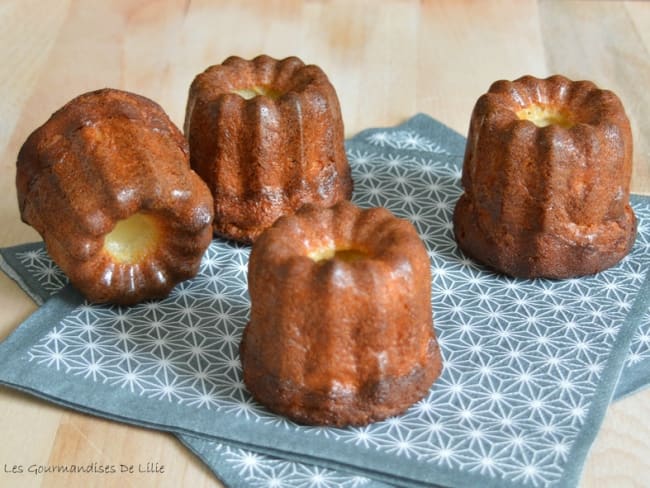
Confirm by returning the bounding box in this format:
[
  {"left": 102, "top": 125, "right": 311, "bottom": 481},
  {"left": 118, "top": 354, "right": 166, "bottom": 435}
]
[{"left": 477, "top": 75, "right": 630, "bottom": 131}]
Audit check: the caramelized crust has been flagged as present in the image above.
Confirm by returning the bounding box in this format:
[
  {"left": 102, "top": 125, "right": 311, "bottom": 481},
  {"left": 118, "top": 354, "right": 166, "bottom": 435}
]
[
  {"left": 454, "top": 75, "right": 636, "bottom": 278},
  {"left": 16, "top": 89, "right": 214, "bottom": 304},
  {"left": 184, "top": 55, "right": 353, "bottom": 243},
  {"left": 241, "top": 201, "right": 442, "bottom": 426}
]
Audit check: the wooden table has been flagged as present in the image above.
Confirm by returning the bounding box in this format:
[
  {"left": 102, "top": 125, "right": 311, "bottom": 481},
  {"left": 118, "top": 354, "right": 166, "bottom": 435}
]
[{"left": 1, "top": 1, "right": 649, "bottom": 487}]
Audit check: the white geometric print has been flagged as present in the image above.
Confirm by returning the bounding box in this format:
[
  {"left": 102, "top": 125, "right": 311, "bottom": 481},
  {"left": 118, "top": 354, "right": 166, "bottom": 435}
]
[
  {"left": 18, "top": 125, "right": 650, "bottom": 488},
  {"left": 15, "top": 247, "right": 68, "bottom": 294},
  {"left": 213, "top": 442, "right": 373, "bottom": 488},
  {"left": 628, "top": 311, "right": 650, "bottom": 366},
  {"left": 366, "top": 129, "right": 450, "bottom": 154}
]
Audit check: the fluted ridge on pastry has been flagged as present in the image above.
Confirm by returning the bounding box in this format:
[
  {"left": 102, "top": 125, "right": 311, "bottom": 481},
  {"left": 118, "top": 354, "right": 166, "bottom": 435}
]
[
  {"left": 184, "top": 55, "right": 352, "bottom": 243},
  {"left": 17, "top": 88, "right": 214, "bottom": 303},
  {"left": 241, "top": 201, "right": 441, "bottom": 426},
  {"left": 454, "top": 75, "right": 636, "bottom": 278}
]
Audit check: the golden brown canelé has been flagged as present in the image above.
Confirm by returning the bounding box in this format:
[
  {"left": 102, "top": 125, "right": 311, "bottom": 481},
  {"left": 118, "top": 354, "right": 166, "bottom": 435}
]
[
  {"left": 454, "top": 75, "right": 637, "bottom": 278},
  {"left": 240, "top": 201, "right": 442, "bottom": 427},
  {"left": 184, "top": 55, "right": 353, "bottom": 243},
  {"left": 16, "top": 88, "right": 214, "bottom": 304}
]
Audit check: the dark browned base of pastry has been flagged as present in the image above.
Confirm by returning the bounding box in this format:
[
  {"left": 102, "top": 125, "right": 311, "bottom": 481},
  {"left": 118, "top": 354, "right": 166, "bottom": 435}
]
[
  {"left": 212, "top": 179, "right": 354, "bottom": 244},
  {"left": 240, "top": 336, "right": 443, "bottom": 427},
  {"left": 453, "top": 195, "right": 638, "bottom": 279}
]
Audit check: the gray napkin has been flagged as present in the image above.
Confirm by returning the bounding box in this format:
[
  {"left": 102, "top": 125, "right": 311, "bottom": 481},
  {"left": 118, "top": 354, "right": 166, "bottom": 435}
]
[{"left": 1, "top": 114, "right": 650, "bottom": 488}]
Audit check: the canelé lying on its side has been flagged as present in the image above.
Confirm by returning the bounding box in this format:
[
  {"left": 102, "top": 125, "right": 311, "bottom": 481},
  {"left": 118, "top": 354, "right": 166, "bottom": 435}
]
[{"left": 16, "top": 88, "right": 214, "bottom": 304}]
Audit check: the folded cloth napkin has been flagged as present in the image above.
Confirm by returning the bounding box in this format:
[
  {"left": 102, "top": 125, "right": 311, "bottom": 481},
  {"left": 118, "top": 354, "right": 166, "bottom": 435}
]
[
  {"left": 2, "top": 114, "right": 650, "bottom": 488},
  {"left": 4, "top": 245, "right": 650, "bottom": 488}
]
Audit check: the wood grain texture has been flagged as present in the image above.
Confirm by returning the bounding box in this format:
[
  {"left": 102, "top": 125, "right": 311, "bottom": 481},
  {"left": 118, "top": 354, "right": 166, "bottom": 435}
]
[
  {"left": 0, "top": 1, "right": 648, "bottom": 487},
  {"left": 539, "top": 0, "right": 650, "bottom": 195}
]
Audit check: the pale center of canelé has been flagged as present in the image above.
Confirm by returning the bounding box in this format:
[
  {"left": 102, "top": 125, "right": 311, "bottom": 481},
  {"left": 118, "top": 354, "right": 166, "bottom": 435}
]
[
  {"left": 516, "top": 104, "right": 574, "bottom": 129},
  {"left": 103, "top": 212, "right": 160, "bottom": 263},
  {"left": 231, "top": 85, "right": 282, "bottom": 100},
  {"left": 308, "top": 246, "right": 368, "bottom": 263}
]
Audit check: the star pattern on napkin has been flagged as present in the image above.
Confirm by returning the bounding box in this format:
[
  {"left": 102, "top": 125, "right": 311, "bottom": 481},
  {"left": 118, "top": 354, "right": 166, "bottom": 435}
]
[
  {"left": 15, "top": 126, "right": 650, "bottom": 488},
  {"left": 15, "top": 247, "right": 68, "bottom": 294},
  {"left": 212, "top": 442, "right": 373, "bottom": 488},
  {"left": 365, "top": 129, "right": 451, "bottom": 154}
]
